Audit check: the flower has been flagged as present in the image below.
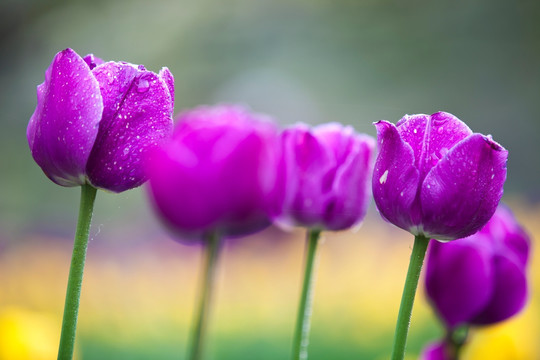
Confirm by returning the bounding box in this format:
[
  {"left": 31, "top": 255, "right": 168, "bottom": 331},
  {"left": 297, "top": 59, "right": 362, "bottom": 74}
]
[
  {"left": 372, "top": 111, "right": 508, "bottom": 241},
  {"left": 273, "top": 123, "right": 375, "bottom": 231},
  {"left": 146, "top": 104, "right": 279, "bottom": 240},
  {"left": 27, "top": 48, "right": 174, "bottom": 192},
  {"left": 425, "top": 204, "right": 530, "bottom": 329}
]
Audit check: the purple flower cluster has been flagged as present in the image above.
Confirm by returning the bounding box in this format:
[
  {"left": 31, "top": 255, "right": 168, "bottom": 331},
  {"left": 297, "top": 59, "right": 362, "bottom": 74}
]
[
  {"left": 27, "top": 48, "right": 174, "bottom": 192},
  {"left": 27, "top": 47, "right": 527, "bottom": 360},
  {"left": 146, "top": 105, "right": 376, "bottom": 239}
]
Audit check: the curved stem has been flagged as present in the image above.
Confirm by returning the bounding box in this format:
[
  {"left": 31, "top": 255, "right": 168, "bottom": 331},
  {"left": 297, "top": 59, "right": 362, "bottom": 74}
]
[
  {"left": 58, "top": 184, "right": 97, "bottom": 360},
  {"left": 291, "top": 229, "right": 322, "bottom": 360},
  {"left": 188, "top": 231, "right": 222, "bottom": 360},
  {"left": 391, "top": 234, "right": 430, "bottom": 360}
]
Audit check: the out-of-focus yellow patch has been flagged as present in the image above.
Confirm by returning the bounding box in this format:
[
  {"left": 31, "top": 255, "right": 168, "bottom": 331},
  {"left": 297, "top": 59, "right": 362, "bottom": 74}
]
[
  {"left": 0, "top": 306, "right": 78, "bottom": 360},
  {"left": 462, "top": 301, "right": 539, "bottom": 359}
]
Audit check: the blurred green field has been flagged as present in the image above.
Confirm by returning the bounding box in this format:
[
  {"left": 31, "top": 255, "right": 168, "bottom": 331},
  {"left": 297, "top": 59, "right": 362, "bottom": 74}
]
[{"left": 0, "top": 196, "right": 538, "bottom": 359}]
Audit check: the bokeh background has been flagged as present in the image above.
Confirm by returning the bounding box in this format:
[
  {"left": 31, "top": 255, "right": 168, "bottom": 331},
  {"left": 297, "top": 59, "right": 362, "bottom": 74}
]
[{"left": 1, "top": 0, "right": 539, "bottom": 359}]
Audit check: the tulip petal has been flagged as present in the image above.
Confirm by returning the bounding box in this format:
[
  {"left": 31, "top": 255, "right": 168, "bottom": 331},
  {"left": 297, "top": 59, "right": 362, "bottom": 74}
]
[
  {"left": 425, "top": 239, "right": 493, "bottom": 329},
  {"left": 398, "top": 112, "right": 472, "bottom": 179},
  {"left": 470, "top": 255, "right": 528, "bottom": 325},
  {"left": 420, "top": 134, "right": 508, "bottom": 240},
  {"left": 27, "top": 48, "right": 103, "bottom": 186},
  {"left": 278, "top": 126, "right": 335, "bottom": 228},
  {"left": 147, "top": 141, "right": 222, "bottom": 238},
  {"left": 83, "top": 54, "right": 104, "bottom": 70},
  {"left": 86, "top": 62, "right": 174, "bottom": 192},
  {"left": 322, "top": 132, "right": 375, "bottom": 230},
  {"left": 486, "top": 204, "right": 530, "bottom": 267},
  {"left": 159, "top": 67, "right": 175, "bottom": 108},
  {"left": 372, "top": 120, "right": 420, "bottom": 232},
  {"left": 212, "top": 130, "right": 277, "bottom": 236}
]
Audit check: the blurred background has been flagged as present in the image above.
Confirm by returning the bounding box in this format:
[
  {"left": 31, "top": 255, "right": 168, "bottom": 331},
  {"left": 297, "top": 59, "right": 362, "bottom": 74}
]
[{"left": 1, "top": 0, "right": 539, "bottom": 359}]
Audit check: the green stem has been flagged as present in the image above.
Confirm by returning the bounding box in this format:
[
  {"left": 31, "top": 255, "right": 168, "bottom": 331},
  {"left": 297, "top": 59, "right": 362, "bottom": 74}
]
[
  {"left": 391, "top": 234, "right": 430, "bottom": 360},
  {"left": 188, "top": 231, "right": 222, "bottom": 360},
  {"left": 445, "top": 326, "right": 469, "bottom": 360},
  {"left": 57, "top": 184, "right": 97, "bottom": 360},
  {"left": 291, "top": 229, "right": 322, "bottom": 360}
]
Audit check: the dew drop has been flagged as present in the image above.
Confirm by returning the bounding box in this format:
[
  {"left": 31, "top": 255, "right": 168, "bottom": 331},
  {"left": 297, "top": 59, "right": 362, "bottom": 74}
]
[
  {"left": 379, "top": 170, "right": 389, "bottom": 184},
  {"left": 137, "top": 78, "right": 150, "bottom": 93}
]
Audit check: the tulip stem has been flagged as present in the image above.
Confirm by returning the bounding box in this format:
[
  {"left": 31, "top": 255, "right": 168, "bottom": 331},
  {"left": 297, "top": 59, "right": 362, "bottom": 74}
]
[
  {"left": 188, "top": 231, "right": 222, "bottom": 360},
  {"left": 446, "top": 326, "right": 469, "bottom": 359},
  {"left": 391, "top": 234, "right": 430, "bottom": 360},
  {"left": 292, "top": 229, "right": 322, "bottom": 360},
  {"left": 58, "top": 184, "right": 97, "bottom": 360}
]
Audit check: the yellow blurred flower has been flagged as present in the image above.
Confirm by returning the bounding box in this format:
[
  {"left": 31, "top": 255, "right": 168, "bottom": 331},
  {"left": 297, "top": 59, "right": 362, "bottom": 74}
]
[
  {"left": 461, "top": 305, "right": 539, "bottom": 360},
  {"left": 0, "top": 306, "right": 77, "bottom": 360}
]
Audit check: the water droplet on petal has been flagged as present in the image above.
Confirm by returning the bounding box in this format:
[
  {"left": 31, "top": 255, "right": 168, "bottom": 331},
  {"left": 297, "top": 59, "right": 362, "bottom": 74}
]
[
  {"left": 379, "top": 170, "right": 389, "bottom": 184},
  {"left": 137, "top": 78, "right": 150, "bottom": 92}
]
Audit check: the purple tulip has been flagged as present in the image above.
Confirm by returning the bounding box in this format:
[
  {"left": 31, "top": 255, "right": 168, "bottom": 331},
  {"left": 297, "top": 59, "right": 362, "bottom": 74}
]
[
  {"left": 273, "top": 123, "right": 375, "bottom": 231},
  {"left": 372, "top": 112, "right": 508, "bottom": 241},
  {"left": 27, "top": 48, "right": 174, "bottom": 192},
  {"left": 425, "top": 204, "right": 530, "bottom": 329},
  {"left": 146, "top": 104, "right": 279, "bottom": 240}
]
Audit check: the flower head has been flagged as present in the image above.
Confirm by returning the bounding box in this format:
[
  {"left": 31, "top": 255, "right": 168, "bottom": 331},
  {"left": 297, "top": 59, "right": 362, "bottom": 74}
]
[
  {"left": 425, "top": 204, "right": 530, "bottom": 329},
  {"left": 372, "top": 112, "right": 508, "bottom": 241},
  {"left": 146, "top": 104, "right": 279, "bottom": 240},
  {"left": 273, "top": 123, "right": 375, "bottom": 231},
  {"left": 27, "top": 48, "right": 174, "bottom": 192}
]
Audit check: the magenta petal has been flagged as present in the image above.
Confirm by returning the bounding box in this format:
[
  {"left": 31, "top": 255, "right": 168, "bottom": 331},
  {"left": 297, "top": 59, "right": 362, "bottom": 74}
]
[
  {"left": 395, "top": 114, "right": 430, "bottom": 169},
  {"left": 146, "top": 142, "right": 222, "bottom": 237},
  {"left": 426, "top": 239, "right": 494, "bottom": 328},
  {"left": 159, "top": 67, "right": 175, "bottom": 108},
  {"left": 319, "top": 130, "right": 375, "bottom": 230},
  {"left": 420, "top": 134, "right": 508, "bottom": 240},
  {"left": 27, "top": 48, "right": 103, "bottom": 186},
  {"left": 278, "top": 126, "right": 336, "bottom": 228},
  {"left": 212, "top": 131, "right": 278, "bottom": 236},
  {"left": 86, "top": 62, "right": 174, "bottom": 192},
  {"left": 83, "top": 54, "right": 105, "bottom": 70},
  {"left": 372, "top": 120, "right": 420, "bottom": 232},
  {"left": 470, "top": 255, "right": 528, "bottom": 325},
  {"left": 485, "top": 204, "right": 530, "bottom": 267}
]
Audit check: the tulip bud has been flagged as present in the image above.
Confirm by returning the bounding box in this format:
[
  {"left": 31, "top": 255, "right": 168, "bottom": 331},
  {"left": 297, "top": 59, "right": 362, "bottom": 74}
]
[
  {"left": 146, "top": 104, "right": 279, "bottom": 240},
  {"left": 425, "top": 204, "right": 530, "bottom": 329},
  {"left": 27, "top": 48, "right": 174, "bottom": 192},
  {"left": 273, "top": 123, "right": 375, "bottom": 231},
  {"left": 372, "top": 112, "right": 508, "bottom": 241}
]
